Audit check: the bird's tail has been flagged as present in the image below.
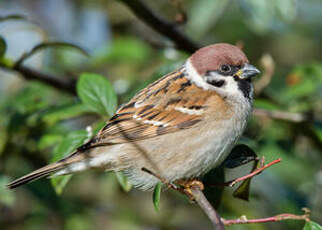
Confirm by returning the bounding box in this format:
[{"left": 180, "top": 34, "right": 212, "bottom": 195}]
[
  {"left": 7, "top": 163, "right": 63, "bottom": 189},
  {"left": 7, "top": 151, "right": 87, "bottom": 189}
]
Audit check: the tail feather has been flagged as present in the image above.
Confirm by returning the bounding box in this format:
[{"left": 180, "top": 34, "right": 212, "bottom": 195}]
[
  {"left": 6, "top": 150, "right": 86, "bottom": 189},
  {"left": 7, "top": 163, "right": 64, "bottom": 189},
  {"left": 7, "top": 148, "right": 102, "bottom": 189}
]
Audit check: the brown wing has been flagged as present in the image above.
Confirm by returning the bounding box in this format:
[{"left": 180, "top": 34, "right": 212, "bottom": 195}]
[{"left": 83, "top": 68, "right": 212, "bottom": 148}]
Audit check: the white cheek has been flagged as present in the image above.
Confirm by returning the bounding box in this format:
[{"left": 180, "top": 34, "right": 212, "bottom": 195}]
[
  {"left": 203, "top": 71, "right": 242, "bottom": 99},
  {"left": 222, "top": 76, "right": 241, "bottom": 96},
  {"left": 185, "top": 59, "right": 212, "bottom": 90},
  {"left": 185, "top": 59, "right": 249, "bottom": 101}
]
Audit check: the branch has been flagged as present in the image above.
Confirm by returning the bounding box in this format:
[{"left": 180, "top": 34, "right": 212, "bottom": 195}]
[
  {"left": 143, "top": 167, "right": 226, "bottom": 230},
  {"left": 118, "top": 0, "right": 314, "bottom": 126},
  {"left": 252, "top": 110, "right": 321, "bottom": 149},
  {"left": 254, "top": 54, "right": 275, "bottom": 95},
  {"left": 142, "top": 157, "right": 309, "bottom": 229},
  {"left": 190, "top": 186, "right": 225, "bottom": 230},
  {"left": 119, "top": 0, "right": 200, "bottom": 54},
  {"left": 253, "top": 109, "right": 309, "bottom": 123},
  {"left": 222, "top": 211, "right": 310, "bottom": 226},
  {"left": 0, "top": 59, "right": 313, "bottom": 126},
  {"left": 0, "top": 63, "right": 76, "bottom": 95}
]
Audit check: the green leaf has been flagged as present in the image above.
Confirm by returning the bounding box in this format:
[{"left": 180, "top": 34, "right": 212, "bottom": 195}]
[
  {"left": 50, "top": 130, "right": 89, "bottom": 195},
  {"left": 7, "top": 81, "right": 56, "bottom": 114},
  {"left": 311, "top": 222, "right": 322, "bottom": 230},
  {"left": 115, "top": 172, "right": 132, "bottom": 192},
  {"left": 233, "top": 178, "right": 251, "bottom": 201},
  {"left": 0, "top": 36, "right": 6, "bottom": 58},
  {"left": 77, "top": 73, "right": 117, "bottom": 117},
  {"left": 51, "top": 130, "right": 89, "bottom": 163},
  {"left": 225, "top": 145, "right": 259, "bottom": 201},
  {"left": 232, "top": 157, "right": 260, "bottom": 201},
  {"left": 303, "top": 222, "right": 311, "bottom": 230},
  {"left": 38, "top": 134, "right": 63, "bottom": 150},
  {"left": 51, "top": 175, "right": 72, "bottom": 195},
  {"left": 303, "top": 221, "right": 322, "bottom": 230},
  {"left": 42, "top": 102, "right": 90, "bottom": 125},
  {"left": 15, "top": 41, "right": 89, "bottom": 67},
  {"left": 153, "top": 182, "right": 162, "bottom": 212},
  {"left": 92, "top": 120, "right": 107, "bottom": 135}
]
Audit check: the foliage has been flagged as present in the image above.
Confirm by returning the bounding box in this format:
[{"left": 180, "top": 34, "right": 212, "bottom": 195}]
[
  {"left": 0, "top": 1, "right": 321, "bottom": 230},
  {"left": 0, "top": 35, "right": 6, "bottom": 58},
  {"left": 50, "top": 130, "right": 89, "bottom": 195},
  {"left": 153, "top": 182, "right": 162, "bottom": 212},
  {"left": 303, "top": 221, "right": 322, "bottom": 230},
  {"left": 77, "top": 73, "right": 117, "bottom": 117},
  {"left": 115, "top": 172, "right": 132, "bottom": 192}
]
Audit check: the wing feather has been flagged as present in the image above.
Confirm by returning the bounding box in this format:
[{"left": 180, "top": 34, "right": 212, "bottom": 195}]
[{"left": 85, "top": 68, "right": 209, "bottom": 148}]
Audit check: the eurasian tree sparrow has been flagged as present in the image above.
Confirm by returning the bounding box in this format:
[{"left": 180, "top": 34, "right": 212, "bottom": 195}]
[{"left": 8, "top": 43, "right": 260, "bottom": 191}]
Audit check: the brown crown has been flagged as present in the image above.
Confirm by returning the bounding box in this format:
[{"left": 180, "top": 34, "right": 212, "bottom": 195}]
[{"left": 189, "top": 43, "right": 249, "bottom": 75}]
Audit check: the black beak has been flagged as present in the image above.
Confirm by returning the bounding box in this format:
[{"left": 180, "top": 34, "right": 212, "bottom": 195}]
[{"left": 240, "top": 64, "right": 261, "bottom": 79}]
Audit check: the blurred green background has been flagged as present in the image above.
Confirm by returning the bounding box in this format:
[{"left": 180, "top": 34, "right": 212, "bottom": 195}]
[{"left": 0, "top": 0, "right": 321, "bottom": 229}]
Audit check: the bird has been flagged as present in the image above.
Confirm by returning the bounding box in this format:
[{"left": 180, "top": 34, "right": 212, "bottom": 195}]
[{"left": 7, "top": 43, "right": 260, "bottom": 191}]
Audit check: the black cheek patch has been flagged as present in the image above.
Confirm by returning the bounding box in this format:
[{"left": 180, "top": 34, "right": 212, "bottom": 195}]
[{"left": 207, "top": 79, "right": 225, "bottom": 87}]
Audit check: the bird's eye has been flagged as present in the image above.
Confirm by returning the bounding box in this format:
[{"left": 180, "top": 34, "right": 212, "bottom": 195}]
[{"left": 220, "top": 64, "right": 231, "bottom": 73}]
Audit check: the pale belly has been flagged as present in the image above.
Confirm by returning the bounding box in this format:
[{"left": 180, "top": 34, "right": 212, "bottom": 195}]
[{"left": 120, "top": 115, "right": 248, "bottom": 190}]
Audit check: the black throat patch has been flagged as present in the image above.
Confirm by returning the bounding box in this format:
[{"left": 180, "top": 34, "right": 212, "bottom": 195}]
[{"left": 236, "top": 79, "right": 252, "bottom": 100}]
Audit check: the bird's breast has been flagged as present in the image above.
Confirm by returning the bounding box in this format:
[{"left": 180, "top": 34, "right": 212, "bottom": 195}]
[{"left": 187, "top": 98, "right": 252, "bottom": 176}]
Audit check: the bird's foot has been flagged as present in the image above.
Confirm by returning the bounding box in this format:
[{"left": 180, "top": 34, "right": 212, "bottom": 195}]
[
  {"left": 176, "top": 179, "right": 204, "bottom": 201},
  {"left": 141, "top": 168, "right": 204, "bottom": 200}
]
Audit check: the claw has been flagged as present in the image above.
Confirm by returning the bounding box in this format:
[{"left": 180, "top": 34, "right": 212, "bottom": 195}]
[{"left": 176, "top": 179, "right": 204, "bottom": 201}]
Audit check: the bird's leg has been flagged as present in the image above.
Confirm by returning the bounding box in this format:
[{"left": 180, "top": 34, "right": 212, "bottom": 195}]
[
  {"left": 141, "top": 168, "right": 205, "bottom": 200},
  {"left": 141, "top": 167, "right": 184, "bottom": 193},
  {"left": 176, "top": 179, "right": 205, "bottom": 201}
]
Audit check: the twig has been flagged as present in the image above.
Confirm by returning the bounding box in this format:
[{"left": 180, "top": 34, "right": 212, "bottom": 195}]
[
  {"left": 170, "top": 0, "right": 187, "bottom": 25},
  {"left": 14, "top": 42, "right": 89, "bottom": 68},
  {"left": 1, "top": 61, "right": 312, "bottom": 125},
  {"left": 117, "top": 1, "right": 314, "bottom": 125},
  {"left": 0, "top": 63, "right": 76, "bottom": 95},
  {"left": 0, "top": 62, "right": 313, "bottom": 125},
  {"left": 225, "top": 158, "right": 281, "bottom": 187},
  {"left": 222, "top": 211, "right": 310, "bottom": 226},
  {"left": 141, "top": 157, "right": 309, "bottom": 229},
  {"left": 142, "top": 167, "right": 226, "bottom": 230},
  {"left": 253, "top": 109, "right": 308, "bottom": 123},
  {"left": 119, "top": 0, "right": 200, "bottom": 53},
  {"left": 190, "top": 186, "right": 225, "bottom": 230},
  {"left": 254, "top": 54, "right": 275, "bottom": 95},
  {"left": 252, "top": 109, "right": 321, "bottom": 149}
]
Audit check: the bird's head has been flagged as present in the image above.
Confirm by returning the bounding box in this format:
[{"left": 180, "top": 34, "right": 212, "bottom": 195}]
[{"left": 186, "top": 43, "right": 260, "bottom": 100}]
